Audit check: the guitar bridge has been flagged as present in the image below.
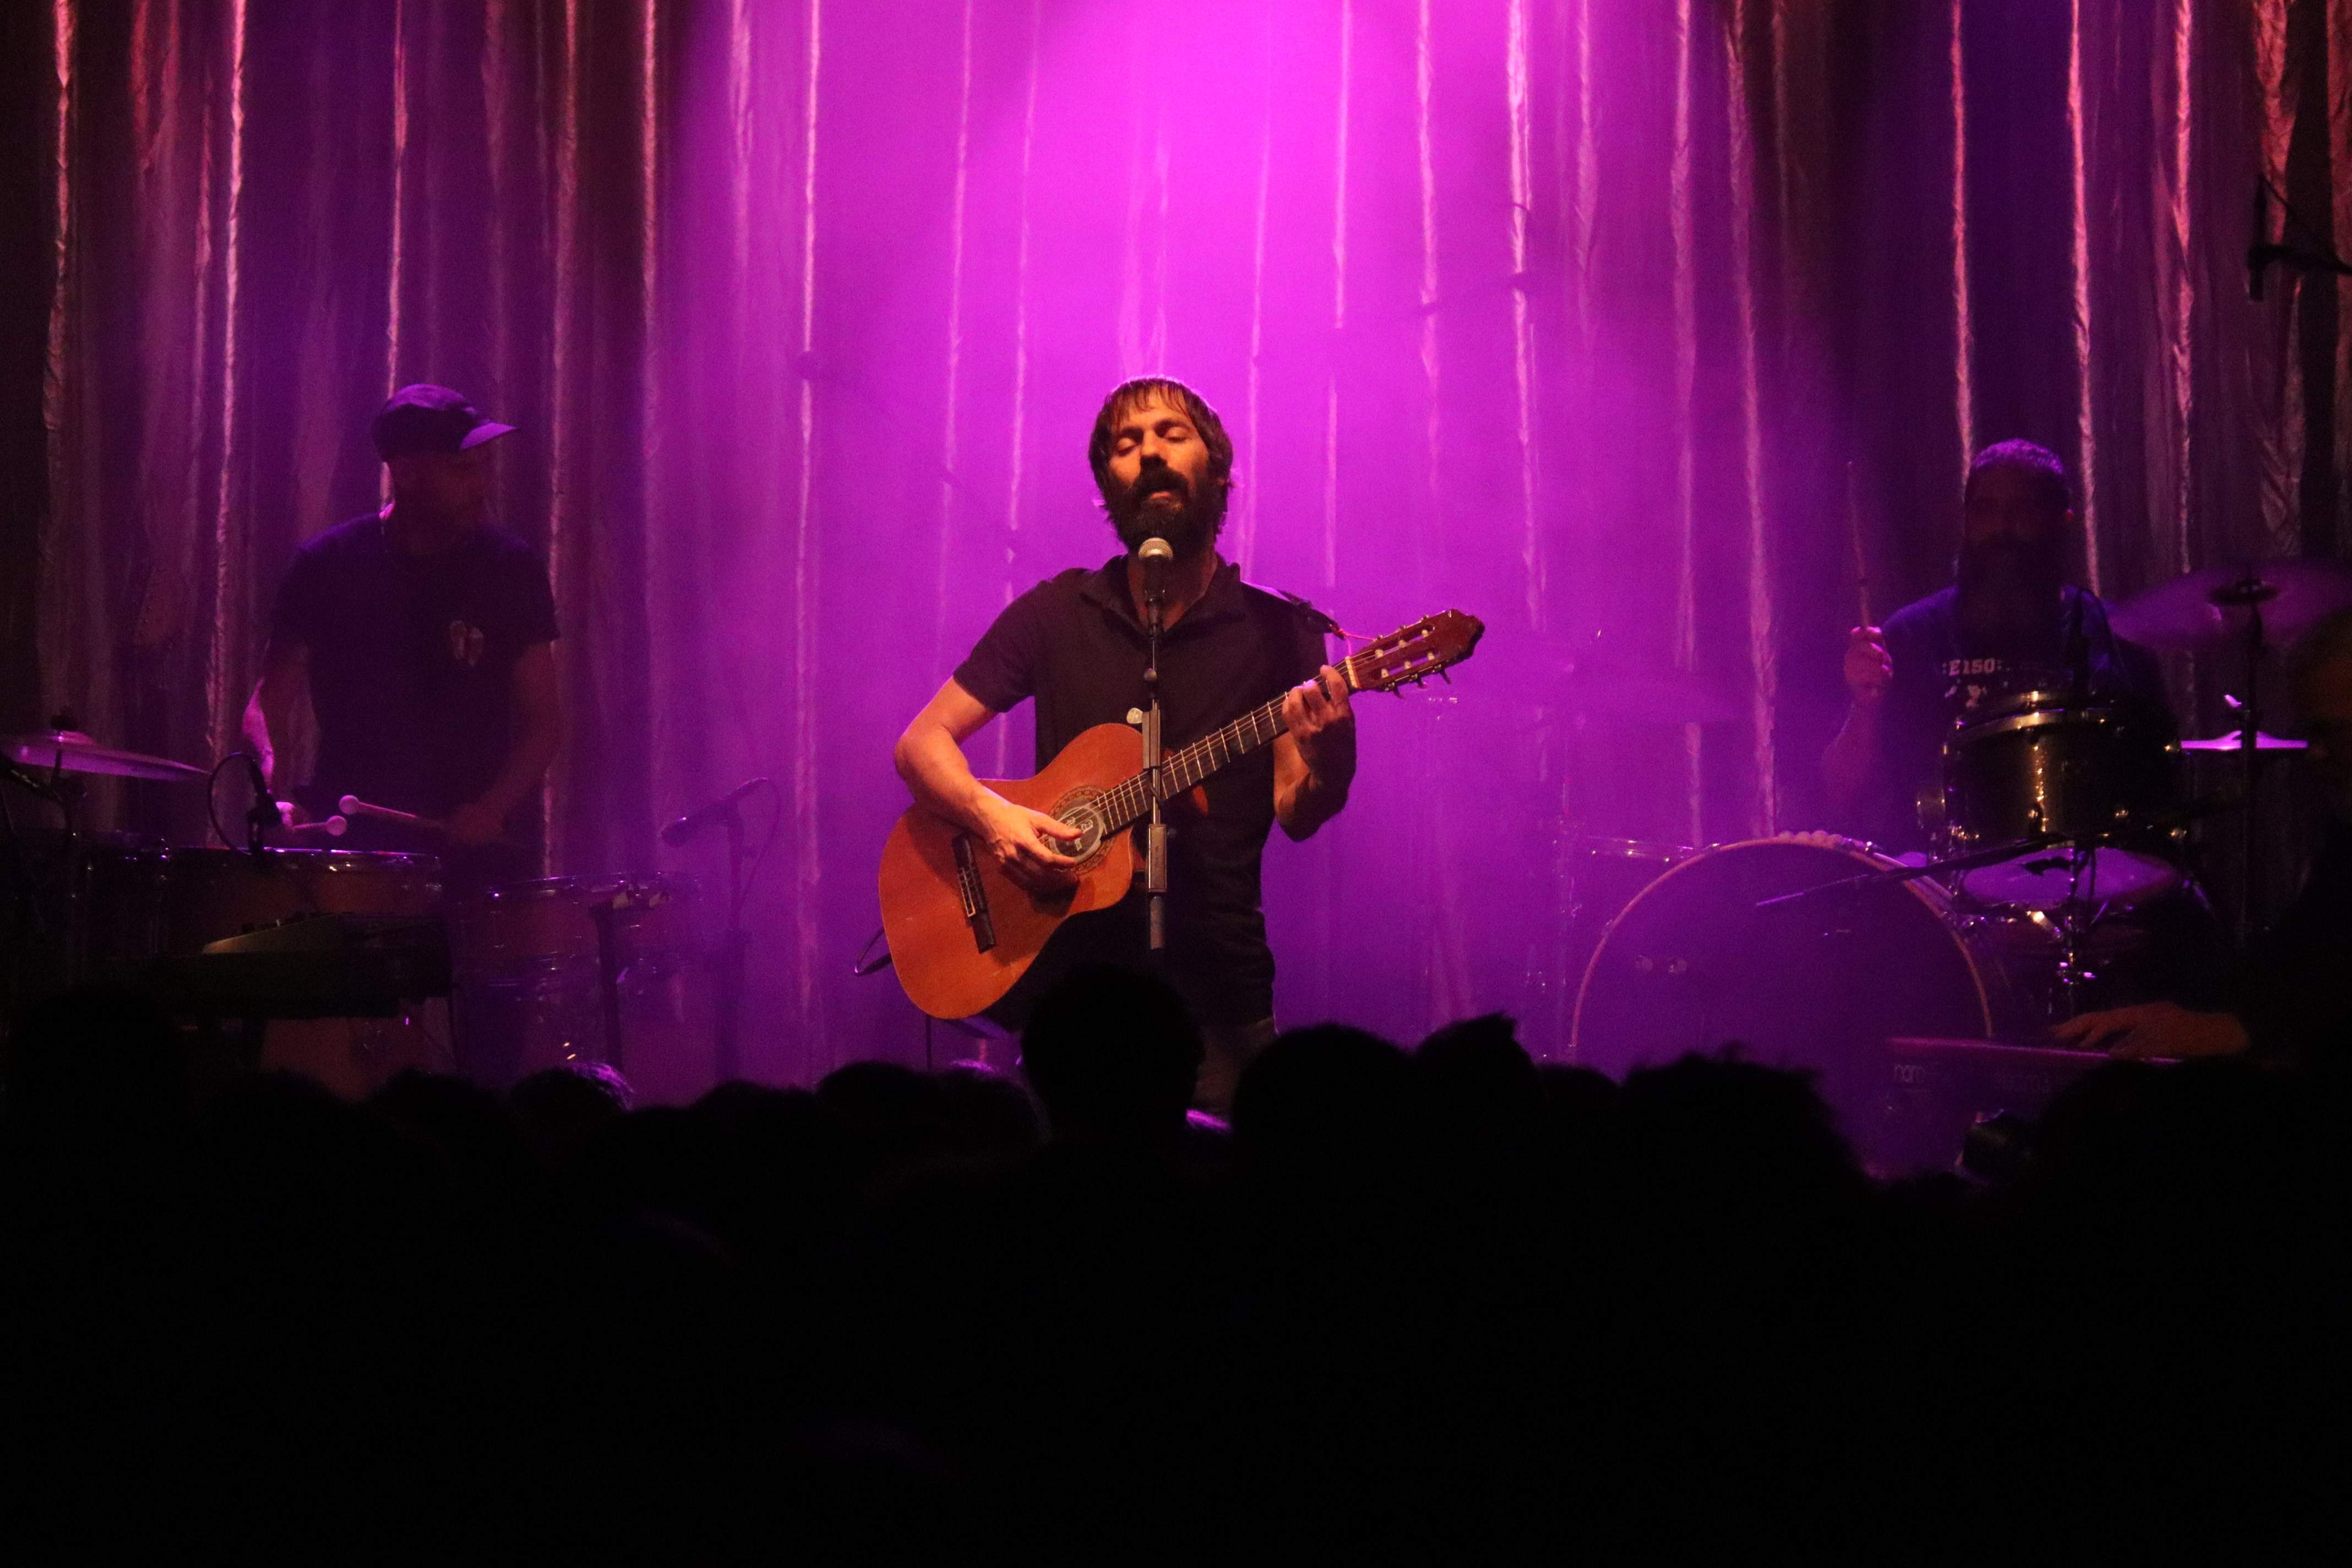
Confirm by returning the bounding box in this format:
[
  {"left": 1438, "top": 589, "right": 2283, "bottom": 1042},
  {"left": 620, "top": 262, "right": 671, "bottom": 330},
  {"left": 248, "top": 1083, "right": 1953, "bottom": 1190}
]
[{"left": 951, "top": 835, "right": 996, "bottom": 953}]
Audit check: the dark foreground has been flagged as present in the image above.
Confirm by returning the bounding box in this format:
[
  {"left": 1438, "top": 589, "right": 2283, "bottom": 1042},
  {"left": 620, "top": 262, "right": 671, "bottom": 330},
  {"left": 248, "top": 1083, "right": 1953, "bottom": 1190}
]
[{"left": 2, "top": 988, "right": 2344, "bottom": 1559}]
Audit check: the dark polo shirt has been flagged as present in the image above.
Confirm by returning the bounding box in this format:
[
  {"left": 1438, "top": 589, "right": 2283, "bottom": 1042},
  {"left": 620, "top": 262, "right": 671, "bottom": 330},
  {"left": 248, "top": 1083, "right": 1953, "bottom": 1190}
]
[{"left": 952, "top": 554, "right": 1329, "bottom": 1026}]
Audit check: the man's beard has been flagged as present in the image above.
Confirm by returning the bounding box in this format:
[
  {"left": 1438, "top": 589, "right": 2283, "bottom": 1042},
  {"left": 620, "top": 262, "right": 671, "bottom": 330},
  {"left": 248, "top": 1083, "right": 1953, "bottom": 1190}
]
[
  {"left": 1954, "top": 535, "right": 2066, "bottom": 662},
  {"left": 1108, "top": 469, "right": 1223, "bottom": 560}
]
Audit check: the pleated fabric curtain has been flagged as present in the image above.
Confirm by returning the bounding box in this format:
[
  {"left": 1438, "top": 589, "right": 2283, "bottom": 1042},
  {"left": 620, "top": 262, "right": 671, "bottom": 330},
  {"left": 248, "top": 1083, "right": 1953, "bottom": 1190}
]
[{"left": 14, "top": 0, "right": 2352, "bottom": 1074}]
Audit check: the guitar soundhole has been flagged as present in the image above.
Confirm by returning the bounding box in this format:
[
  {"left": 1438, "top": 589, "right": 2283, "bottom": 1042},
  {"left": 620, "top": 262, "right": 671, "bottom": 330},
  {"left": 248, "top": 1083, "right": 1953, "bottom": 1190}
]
[{"left": 1050, "top": 788, "right": 1107, "bottom": 862}]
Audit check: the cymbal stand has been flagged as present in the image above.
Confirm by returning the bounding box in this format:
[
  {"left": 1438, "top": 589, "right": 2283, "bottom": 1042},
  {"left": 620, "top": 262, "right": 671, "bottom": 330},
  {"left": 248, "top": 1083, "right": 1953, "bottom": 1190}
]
[
  {"left": 2214, "top": 574, "right": 2276, "bottom": 948},
  {"left": 2049, "top": 843, "right": 2101, "bottom": 1019}
]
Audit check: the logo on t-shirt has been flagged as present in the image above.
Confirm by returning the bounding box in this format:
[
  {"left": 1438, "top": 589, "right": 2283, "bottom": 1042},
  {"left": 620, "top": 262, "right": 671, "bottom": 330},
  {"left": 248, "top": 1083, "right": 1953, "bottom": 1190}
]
[
  {"left": 447, "top": 620, "right": 488, "bottom": 669},
  {"left": 1939, "top": 655, "right": 2015, "bottom": 718}
]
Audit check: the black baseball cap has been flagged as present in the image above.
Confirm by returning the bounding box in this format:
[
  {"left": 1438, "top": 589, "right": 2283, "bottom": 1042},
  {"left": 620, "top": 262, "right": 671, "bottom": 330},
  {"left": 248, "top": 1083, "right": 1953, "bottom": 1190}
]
[{"left": 371, "top": 383, "right": 515, "bottom": 461}]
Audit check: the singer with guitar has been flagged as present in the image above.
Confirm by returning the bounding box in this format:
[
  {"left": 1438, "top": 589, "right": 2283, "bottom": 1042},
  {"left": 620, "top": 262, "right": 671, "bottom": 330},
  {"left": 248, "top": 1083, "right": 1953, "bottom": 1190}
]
[
  {"left": 243, "top": 384, "right": 562, "bottom": 895},
  {"left": 893, "top": 377, "right": 1356, "bottom": 1112}
]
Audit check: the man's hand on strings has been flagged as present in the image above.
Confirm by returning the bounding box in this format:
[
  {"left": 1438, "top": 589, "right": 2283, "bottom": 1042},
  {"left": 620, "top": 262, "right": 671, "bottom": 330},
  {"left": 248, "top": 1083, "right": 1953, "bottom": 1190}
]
[{"left": 974, "top": 792, "right": 1084, "bottom": 894}]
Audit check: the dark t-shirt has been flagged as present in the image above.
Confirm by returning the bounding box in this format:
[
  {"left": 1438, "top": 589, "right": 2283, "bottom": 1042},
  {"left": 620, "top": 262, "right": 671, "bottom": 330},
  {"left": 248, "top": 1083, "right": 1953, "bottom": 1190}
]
[
  {"left": 270, "top": 515, "right": 558, "bottom": 819},
  {"left": 1856, "top": 584, "right": 2171, "bottom": 849},
  {"left": 952, "top": 555, "right": 1329, "bottom": 1027}
]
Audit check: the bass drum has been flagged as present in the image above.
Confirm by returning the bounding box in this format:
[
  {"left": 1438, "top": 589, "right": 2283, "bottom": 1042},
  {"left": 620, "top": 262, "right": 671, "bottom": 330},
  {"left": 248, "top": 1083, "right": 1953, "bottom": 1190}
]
[{"left": 1571, "top": 837, "right": 2030, "bottom": 1151}]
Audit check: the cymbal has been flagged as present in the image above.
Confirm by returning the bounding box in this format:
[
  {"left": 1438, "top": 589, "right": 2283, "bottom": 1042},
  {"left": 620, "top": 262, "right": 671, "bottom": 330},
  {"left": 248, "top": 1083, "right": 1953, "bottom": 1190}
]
[
  {"left": 2180, "top": 730, "right": 2309, "bottom": 752},
  {"left": 2108, "top": 558, "right": 2352, "bottom": 652},
  {"left": 2, "top": 729, "right": 209, "bottom": 783}
]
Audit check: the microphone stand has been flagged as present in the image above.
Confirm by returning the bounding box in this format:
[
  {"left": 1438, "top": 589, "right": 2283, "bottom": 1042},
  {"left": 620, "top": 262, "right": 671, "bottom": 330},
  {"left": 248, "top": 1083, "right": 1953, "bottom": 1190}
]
[
  {"left": 243, "top": 757, "right": 279, "bottom": 866},
  {"left": 716, "top": 805, "right": 747, "bottom": 1080},
  {"left": 1144, "top": 584, "right": 1168, "bottom": 957}
]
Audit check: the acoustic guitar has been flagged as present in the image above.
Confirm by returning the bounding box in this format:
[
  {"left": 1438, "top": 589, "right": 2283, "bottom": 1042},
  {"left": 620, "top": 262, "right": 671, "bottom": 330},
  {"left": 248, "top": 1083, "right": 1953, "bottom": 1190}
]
[{"left": 878, "top": 609, "right": 1485, "bottom": 1020}]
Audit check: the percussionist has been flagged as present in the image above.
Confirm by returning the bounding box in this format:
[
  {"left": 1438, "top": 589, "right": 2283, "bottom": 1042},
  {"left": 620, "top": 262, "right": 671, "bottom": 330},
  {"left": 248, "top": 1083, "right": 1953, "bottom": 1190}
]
[{"left": 242, "top": 384, "right": 561, "bottom": 895}]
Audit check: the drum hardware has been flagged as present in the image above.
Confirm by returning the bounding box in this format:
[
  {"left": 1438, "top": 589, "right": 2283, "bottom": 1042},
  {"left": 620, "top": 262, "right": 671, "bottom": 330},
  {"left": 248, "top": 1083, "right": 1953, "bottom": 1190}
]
[
  {"left": 1574, "top": 837, "right": 2022, "bottom": 1161},
  {"left": 2181, "top": 727, "right": 2306, "bottom": 750},
  {"left": 2, "top": 723, "right": 210, "bottom": 785},
  {"left": 2109, "top": 559, "right": 2352, "bottom": 945},
  {"left": 449, "top": 874, "right": 711, "bottom": 1091},
  {"left": 663, "top": 778, "right": 776, "bottom": 1084}
]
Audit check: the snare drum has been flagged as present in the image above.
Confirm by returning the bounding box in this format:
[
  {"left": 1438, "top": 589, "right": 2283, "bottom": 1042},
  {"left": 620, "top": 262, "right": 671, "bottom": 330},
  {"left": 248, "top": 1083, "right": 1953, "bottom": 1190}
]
[{"left": 1942, "top": 690, "right": 2182, "bottom": 912}]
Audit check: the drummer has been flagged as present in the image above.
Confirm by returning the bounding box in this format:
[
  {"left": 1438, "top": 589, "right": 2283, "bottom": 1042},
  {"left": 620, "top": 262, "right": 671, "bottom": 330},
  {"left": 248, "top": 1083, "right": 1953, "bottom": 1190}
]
[
  {"left": 1822, "top": 440, "right": 2172, "bottom": 850},
  {"left": 242, "top": 384, "right": 562, "bottom": 894}
]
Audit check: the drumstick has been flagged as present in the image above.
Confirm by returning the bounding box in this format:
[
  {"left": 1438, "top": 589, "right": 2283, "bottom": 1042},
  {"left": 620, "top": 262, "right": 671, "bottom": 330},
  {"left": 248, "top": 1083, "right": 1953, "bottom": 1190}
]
[
  {"left": 283, "top": 814, "right": 349, "bottom": 837},
  {"left": 1845, "top": 459, "right": 1874, "bottom": 627},
  {"left": 339, "top": 794, "right": 444, "bottom": 834}
]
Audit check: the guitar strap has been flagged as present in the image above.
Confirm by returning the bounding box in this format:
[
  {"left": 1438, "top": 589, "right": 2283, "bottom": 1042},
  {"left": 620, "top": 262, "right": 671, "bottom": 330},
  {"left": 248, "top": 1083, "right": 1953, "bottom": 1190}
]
[{"left": 1271, "top": 586, "right": 1347, "bottom": 641}]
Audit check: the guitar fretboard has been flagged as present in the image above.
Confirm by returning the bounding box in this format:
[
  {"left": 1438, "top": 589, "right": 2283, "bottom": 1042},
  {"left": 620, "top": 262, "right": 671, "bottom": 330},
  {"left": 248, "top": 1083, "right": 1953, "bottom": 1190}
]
[{"left": 1093, "top": 647, "right": 1374, "bottom": 835}]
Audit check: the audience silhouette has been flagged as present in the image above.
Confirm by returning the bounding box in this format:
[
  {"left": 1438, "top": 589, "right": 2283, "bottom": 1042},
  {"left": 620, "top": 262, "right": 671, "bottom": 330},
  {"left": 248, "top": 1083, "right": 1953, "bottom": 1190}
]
[{"left": 1, "top": 971, "right": 2343, "bottom": 1554}]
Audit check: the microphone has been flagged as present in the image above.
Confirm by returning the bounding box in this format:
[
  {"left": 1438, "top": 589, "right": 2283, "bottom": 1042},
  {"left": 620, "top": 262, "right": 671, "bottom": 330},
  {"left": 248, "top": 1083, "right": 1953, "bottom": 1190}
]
[
  {"left": 1138, "top": 535, "right": 1173, "bottom": 612},
  {"left": 662, "top": 777, "right": 768, "bottom": 847},
  {"left": 2251, "top": 180, "right": 2270, "bottom": 302}
]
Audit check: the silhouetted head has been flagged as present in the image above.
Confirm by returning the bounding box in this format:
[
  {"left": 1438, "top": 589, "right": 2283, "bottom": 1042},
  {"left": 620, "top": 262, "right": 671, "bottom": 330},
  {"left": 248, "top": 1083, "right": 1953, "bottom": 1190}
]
[
  {"left": 369, "top": 1070, "right": 528, "bottom": 1194},
  {"left": 817, "top": 1059, "right": 955, "bottom": 1184},
  {"left": 1231, "top": 1023, "right": 1412, "bottom": 1184},
  {"left": 511, "top": 1061, "right": 635, "bottom": 1172},
  {"left": 1020, "top": 963, "right": 1203, "bottom": 1149},
  {"left": 1609, "top": 1053, "right": 1864, "bottom": 1227},
  {"left": 1415, "top": 1013, "right": 1542, "bottom": 1158},
  {"left": 935, "top": 1059, "right": 1045, "bottom": 1163},
  {"left": 3, "top": 984, "right": 186, "bottom": 1134}
]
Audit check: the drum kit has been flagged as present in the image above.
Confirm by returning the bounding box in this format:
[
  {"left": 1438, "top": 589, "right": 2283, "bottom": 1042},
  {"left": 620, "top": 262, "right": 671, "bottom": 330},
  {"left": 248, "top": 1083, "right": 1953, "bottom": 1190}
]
[
  {"left": 1555, "top": 558, "right": 2352, "bottom": 1164},
  {"left": 1, "top": 724, "right": 716, "bottom": 1099}
]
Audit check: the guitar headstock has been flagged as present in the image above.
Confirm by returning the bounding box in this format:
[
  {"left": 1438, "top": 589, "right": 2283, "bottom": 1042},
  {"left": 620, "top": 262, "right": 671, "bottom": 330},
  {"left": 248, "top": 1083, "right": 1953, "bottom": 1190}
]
[{"left": 1347, "top": 609, "right": 1487, "bottom": 694}]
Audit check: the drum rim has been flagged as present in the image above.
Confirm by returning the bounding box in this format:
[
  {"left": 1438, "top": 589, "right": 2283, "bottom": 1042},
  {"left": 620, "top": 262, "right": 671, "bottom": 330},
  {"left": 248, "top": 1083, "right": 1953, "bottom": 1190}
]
[
  {"left": 159, "top": 845, "right": 443, "bottom": 872},
  {"left": 465, "top": 873, "right": 697, "bottom": 906},
  {"left": 1569, "top": 835, "right": 1695, "bottom": 863},
  {"left": 1569, "top": 834, "right": 1993, "bottom": 1055},
  {"left": 1953, "top": 704, "right": 2121, "bottom": 743}
]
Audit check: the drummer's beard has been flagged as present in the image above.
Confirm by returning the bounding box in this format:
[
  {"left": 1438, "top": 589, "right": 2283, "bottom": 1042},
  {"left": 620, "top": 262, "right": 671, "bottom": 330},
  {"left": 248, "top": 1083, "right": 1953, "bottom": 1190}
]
[{"left": 1954, "top": 535, "right": 2067, "bottom": 663}]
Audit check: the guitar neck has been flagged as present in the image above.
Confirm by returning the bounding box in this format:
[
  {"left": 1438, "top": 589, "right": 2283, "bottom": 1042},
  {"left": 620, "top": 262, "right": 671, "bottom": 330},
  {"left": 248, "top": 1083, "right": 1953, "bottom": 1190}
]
[{"left": 1096, "top": 646, "right": 1374, "bottom": 835}]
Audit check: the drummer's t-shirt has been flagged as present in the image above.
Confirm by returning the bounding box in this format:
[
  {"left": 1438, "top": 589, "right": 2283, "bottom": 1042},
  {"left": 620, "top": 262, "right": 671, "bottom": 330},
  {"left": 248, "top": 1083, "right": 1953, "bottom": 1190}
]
[
  {"left": 269, "top": 515, "right": 558, "bottom": 821},
  {"left": 1859, "top": 584, "right": 2170, "bottom": 850}
]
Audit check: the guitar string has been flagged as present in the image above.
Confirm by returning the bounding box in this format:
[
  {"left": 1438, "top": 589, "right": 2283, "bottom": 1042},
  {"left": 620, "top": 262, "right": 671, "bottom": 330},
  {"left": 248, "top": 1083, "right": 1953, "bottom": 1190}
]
[{"left": 1090, "top": 633, "right": 1445, "bottom": 835}]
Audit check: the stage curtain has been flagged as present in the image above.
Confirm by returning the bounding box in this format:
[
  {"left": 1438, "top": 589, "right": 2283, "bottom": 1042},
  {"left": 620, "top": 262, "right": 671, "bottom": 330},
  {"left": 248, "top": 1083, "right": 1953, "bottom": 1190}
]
[{"left": 10, "top": 0, "right": 2350, "bottom": 1073}]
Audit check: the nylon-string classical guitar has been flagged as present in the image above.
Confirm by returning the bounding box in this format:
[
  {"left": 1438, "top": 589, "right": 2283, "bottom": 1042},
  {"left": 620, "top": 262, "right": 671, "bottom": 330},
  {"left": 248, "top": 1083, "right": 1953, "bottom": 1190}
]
[{"left": 878, "top": 609, "right": 1485, "bottom": 1020}]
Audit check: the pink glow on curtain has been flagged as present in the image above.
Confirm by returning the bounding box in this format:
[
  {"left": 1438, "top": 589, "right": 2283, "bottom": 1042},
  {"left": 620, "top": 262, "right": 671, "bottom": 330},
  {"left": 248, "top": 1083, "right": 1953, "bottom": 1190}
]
[
  {"left": 25, "top": 0, "right": 2352, "bottom": 1074},
  {"left": 2066, "top": 0, "right": 2101, "bottom": 591}
]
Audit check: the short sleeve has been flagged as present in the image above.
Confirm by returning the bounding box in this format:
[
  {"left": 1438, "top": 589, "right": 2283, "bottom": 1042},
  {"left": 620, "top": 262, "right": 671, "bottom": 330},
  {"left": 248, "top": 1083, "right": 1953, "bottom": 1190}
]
[
  {"left": 513, "top": 549, "right": 559, "bottom": 646},
  {"left": 268, "top": 548, "right": 327, "bottom": 650},
  {"left": 951, "top": 583, "right": 1049, "bottom": 714}
]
